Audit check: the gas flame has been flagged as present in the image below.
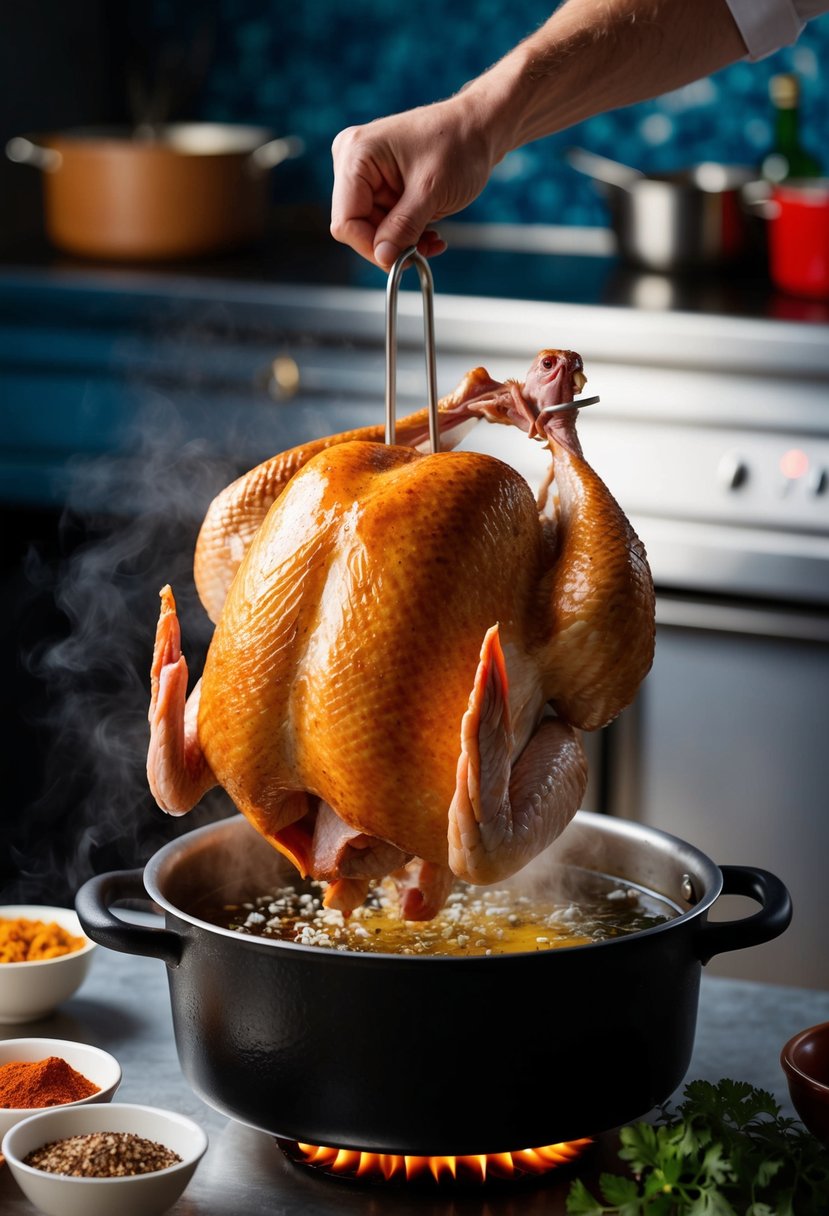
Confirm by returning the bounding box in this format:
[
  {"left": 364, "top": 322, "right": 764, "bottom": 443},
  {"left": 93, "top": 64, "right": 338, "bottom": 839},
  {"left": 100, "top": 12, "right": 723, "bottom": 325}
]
[{"left": 289, "top": 1138, "right": 592, "bottom": 1185}]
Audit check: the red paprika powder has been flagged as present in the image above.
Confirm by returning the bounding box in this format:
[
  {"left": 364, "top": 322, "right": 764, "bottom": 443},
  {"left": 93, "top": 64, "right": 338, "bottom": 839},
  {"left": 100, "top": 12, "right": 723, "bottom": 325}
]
[{"left": 0, "top": 1055, "right": 100, "bottom": 1108}]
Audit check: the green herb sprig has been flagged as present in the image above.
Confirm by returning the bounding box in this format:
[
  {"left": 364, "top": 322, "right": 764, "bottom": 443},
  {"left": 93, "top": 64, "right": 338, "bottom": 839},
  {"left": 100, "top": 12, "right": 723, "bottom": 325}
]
[{"left": 566, "top": 1078, "right": 829, "bottom": 1216}]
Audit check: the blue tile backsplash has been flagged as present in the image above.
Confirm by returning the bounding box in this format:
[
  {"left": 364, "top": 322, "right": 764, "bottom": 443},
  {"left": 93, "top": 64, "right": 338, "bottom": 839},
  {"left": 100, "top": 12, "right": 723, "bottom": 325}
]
[{"left": 151, "top": 1, "right": 829, "bottom": 228}]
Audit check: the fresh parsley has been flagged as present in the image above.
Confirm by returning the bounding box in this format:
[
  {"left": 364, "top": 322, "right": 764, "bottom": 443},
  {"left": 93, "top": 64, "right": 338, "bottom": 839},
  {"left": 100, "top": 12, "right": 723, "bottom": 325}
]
[{"left": 566, "top": 1078, "right": 829, "bottom": 1216}]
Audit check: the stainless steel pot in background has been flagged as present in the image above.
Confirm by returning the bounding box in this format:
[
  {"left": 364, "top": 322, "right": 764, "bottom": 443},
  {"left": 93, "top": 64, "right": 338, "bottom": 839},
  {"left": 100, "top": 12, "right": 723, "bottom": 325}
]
[
  {"left": 567, "top": 147, "right": 759, "bottom": 272},
  {"left": 6, "top": 124, "right": 303, "bottom": 262}
]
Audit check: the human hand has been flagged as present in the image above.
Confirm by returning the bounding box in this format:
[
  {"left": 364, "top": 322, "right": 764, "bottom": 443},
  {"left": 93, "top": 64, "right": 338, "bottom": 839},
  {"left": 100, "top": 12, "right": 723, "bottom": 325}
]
[{"left": 330, "top": 96, "right": 496, "bottom": 270}]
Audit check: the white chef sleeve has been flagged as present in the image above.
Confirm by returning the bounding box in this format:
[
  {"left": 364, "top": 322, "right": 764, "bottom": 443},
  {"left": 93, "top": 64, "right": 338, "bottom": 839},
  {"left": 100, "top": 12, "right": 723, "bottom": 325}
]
[{"left": 724, "top": 0, "right": 829, "bottom": 60}]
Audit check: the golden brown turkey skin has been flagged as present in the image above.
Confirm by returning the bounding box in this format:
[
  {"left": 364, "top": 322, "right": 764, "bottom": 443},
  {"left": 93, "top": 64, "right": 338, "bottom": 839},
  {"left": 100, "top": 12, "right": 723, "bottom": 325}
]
[
  {"left": 193, "top": 367, "right": 503, "bottom": 624},
  {"left": 197, "top": 438, "right": 548, "bottom": 865},
  {"left": 147, "top": 347, "right": 656, "bottom": 913},
  {"left": 537, "top": 440, "right": 655, "bottom": 731}
]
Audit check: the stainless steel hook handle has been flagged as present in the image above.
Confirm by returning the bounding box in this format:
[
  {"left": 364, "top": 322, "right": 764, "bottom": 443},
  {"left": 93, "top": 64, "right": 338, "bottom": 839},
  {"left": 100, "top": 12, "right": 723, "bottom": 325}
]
[{"left": 385, "top": 247, "right": 439, "bottom": 453}]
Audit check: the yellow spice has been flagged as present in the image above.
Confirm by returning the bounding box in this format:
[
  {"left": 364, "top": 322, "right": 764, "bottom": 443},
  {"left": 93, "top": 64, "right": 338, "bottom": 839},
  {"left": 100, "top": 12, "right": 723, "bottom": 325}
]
[{"left": 0, "top": 918, "right": 86, "bottom": 963}]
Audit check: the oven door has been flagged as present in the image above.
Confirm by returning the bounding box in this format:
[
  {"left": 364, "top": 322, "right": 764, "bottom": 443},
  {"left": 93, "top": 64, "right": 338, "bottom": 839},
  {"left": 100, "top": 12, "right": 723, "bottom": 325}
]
[{"left": 606, "top": 592, "right": 829, "bottom": 989}]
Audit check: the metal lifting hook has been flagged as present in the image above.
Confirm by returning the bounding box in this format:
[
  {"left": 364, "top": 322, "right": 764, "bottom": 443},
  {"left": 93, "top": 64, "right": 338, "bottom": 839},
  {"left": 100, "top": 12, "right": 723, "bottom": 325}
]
[
  {"left": 385, "top": 247, "right": 439, "bottom": 453},
  {"left": 385, "top": 247, "right": 600, "bottom": 447}
]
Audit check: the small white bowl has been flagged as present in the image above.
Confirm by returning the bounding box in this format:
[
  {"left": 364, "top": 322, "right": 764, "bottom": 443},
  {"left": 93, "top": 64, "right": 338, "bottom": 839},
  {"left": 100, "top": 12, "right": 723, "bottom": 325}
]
[
  {"left": 2, "top": 1102, "right": 208, "bottom": 1216},
  {"left": 0, "top": 1037, "right": 121, "bottom": 1138},
  {"left": 0, "top": 905, "right": 96, "bottom": 1023}
]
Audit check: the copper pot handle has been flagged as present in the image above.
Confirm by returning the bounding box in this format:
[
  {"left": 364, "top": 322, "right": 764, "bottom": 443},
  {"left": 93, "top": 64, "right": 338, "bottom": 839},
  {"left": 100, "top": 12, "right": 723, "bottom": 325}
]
[{"left": 5, "top": 135, "right": 62, "bottom": 172}]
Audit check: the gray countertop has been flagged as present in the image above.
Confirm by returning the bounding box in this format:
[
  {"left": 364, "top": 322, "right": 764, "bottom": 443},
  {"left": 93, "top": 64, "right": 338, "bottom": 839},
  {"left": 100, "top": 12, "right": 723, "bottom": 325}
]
[{"left": 1, "top": 935, "right": 827, "bottom": 1216}]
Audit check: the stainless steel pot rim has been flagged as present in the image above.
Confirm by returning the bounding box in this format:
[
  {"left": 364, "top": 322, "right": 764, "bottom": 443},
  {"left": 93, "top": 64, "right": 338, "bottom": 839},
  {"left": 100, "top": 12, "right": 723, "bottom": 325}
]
[
  {"left": 655, "top": 162, "right": 757, "bottom": 191},
  {"left": 142, "top": 811, "right": 724, "bottom": 964}
]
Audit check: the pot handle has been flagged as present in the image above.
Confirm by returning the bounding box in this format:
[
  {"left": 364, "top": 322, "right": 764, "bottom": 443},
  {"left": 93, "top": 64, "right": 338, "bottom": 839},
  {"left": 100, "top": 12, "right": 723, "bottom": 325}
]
[
  {"left": 75, "top": 868, "right": 182, "bottom": 968},
  {"left": 249, "top": 134, "right": 304, "bottom": 172},
  {"left": 565, "top": 146, "right": 644, "bottom": 190},
  {"left": 741, "top": 179, "right": 778, "bottom": 220},
  {"left": 5, "top": 136, "right": 62, "bottom": 172},
  {"left": 695, "top": 865, "right": 792, "bottom": 964}
]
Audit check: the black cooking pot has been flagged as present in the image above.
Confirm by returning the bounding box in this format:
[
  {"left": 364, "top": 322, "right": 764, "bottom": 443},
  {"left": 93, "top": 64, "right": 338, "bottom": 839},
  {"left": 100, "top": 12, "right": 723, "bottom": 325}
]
[{"left": 75, "top": 812, "right": 790, "bottom": 1155}]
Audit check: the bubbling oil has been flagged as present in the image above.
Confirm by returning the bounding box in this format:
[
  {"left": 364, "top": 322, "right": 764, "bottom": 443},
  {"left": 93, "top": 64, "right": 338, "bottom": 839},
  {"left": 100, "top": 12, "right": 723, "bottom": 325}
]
[{"left": 196, "top": 867, "right": 676, "bottom": 957}]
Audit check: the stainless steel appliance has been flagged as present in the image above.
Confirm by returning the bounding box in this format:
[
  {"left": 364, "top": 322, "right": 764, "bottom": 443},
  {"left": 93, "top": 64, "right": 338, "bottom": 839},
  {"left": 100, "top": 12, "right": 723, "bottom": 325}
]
[{"left": 438, "top": 294, "right": 828, "bottom": 990}]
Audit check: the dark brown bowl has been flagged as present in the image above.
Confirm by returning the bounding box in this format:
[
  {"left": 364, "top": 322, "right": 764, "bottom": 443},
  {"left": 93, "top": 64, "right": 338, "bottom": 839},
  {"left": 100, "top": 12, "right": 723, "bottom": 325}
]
[{"left": 781, "top": 1020, "right": 829, "bottom": 1149}]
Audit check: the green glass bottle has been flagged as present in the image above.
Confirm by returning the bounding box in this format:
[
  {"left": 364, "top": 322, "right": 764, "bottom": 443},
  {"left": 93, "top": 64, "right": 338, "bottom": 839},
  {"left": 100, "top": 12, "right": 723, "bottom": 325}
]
[{"left": 761, "top": 73, "right": 823, "bottom": 183}]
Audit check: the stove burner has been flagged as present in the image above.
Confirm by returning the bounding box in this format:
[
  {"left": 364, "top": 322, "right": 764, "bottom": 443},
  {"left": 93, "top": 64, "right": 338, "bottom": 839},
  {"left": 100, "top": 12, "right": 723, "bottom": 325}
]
[{"left": 277, "top": 1136, "right": 592, "bottom": 1187}]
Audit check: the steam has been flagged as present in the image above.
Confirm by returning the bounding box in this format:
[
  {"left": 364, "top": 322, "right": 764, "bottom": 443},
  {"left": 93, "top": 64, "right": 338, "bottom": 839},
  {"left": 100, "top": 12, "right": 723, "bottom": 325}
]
[{"left": 5, "top": 388, "right": 240, "bottom": 905}]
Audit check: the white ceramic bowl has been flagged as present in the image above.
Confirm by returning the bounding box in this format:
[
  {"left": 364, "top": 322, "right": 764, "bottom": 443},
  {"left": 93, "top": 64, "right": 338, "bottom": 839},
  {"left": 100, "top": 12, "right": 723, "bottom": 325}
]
[
  {"left": 2, "top": 1103, "right": 208, "bottom": 1216},
  {"left": 0, "top": 1037, "right": 121, "bottom": 1138},
  {"left": 0, "top": 905, "right": 96, "bottom": 1023}
]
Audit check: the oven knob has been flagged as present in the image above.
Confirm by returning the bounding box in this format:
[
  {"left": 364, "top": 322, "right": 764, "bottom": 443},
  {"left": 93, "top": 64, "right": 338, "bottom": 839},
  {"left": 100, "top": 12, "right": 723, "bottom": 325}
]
[
  {"left": 266, "top": 356, "right": 301, "bottom": 401},
  {"left": 717, "top": 452, "right": 748, "bottom": 490}
]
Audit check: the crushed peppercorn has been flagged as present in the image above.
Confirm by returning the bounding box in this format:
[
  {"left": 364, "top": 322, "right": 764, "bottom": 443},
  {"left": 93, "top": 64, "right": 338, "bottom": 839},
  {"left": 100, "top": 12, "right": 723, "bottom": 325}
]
[{"left": 24, "top": 1131, "right": 182, "bottom": 1177}]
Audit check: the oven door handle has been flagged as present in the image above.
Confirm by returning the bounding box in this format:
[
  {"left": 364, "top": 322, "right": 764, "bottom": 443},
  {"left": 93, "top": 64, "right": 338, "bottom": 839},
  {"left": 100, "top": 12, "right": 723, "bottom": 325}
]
[
  {"left": 656, "top": 596, "right": 829, "bottom": 644},
  {"left": 695, "top": 864, "right": 793, "bottom": 963}
]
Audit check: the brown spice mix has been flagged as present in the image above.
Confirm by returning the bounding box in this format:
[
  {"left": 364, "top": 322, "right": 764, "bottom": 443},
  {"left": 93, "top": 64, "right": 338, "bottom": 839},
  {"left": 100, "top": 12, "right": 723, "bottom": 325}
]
[{"left": 25, "top": 1131, "right": 182, "bottom": 1177}]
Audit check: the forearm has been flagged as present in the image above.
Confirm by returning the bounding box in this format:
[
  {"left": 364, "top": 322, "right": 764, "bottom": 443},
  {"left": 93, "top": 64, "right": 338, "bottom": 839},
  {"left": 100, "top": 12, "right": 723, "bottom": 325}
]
[
  {"left": 329, "top": 0, "right": 751, "bottom": 266},
  {"left": 459, "top": 0, "right": 747, "bottom": 164}
]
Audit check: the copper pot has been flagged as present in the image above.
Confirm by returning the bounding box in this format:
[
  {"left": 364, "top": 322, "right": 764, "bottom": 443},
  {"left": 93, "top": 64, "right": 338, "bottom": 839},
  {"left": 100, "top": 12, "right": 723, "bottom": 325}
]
[{"left": 6, "top": 124, "right": 303, "bottom": 261}]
